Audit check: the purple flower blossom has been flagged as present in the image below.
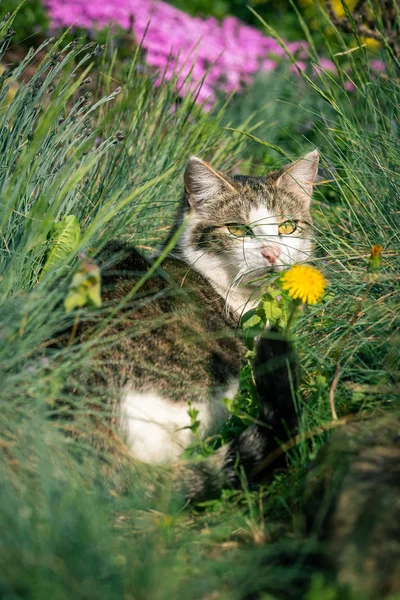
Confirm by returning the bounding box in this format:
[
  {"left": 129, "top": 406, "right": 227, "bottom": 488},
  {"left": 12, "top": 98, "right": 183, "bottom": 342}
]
[
  {"left": 317, "top": 57, "right": 336, "bottom": 73},
  {"left": 43, "top": 0, "right": 305, "bottom": 105},
  {"left": 42, "top": 0, "right": 382, "bottom": 104},
  {"left": 289, "top": 60, "right": 306, "bottom": 75},
  {"left": 344, "top": 80, "right": 356, "bottom": 92},
  {"left": 370, "top": 59, "right": 386, "bottom": 73}
]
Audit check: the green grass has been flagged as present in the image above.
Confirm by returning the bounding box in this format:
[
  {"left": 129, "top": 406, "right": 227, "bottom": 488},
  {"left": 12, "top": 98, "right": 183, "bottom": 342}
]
[{"left": 0, "top": 6, "right": 399, "bottom": 600}]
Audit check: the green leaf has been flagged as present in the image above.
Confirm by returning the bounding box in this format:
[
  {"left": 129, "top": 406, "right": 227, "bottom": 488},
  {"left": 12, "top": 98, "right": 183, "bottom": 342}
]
[
  {"left": 263, "top": 300, "right": 283, "bottom": 322},
  {"left": 316, "top": 375, "right": 328, "bottom": 390},
  {"left": 187, "top": 405, "right": 199, "bottom": 421},
  {"left": 241, "top": 310, "right": 262, "bottom": 330},
  {"left": 265, "top": 285, "right": 282, "bottom": 299},
  {"left": 222, "top": 396, "right": 234, "bottom": 413},
  {"left": 41, "top": 215, "right": 81, "bottom": 279},
  {"left": 64, "top": 259, "right": 102, "bottom": 313}
]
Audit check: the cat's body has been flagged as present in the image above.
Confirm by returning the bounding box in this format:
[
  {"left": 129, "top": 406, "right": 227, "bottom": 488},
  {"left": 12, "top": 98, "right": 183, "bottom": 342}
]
[
  {"left": 68, "top": 151, "right": 319, "bottom": 496},
  {"left": 94, "top": 245, "right": 245, "bottom": 464}
]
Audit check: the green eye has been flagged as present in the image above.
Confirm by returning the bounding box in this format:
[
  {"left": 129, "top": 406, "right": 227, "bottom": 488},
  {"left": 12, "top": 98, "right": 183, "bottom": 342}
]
[
  {"left": 278, "top": 220, "right": 297, "bottom": 235},
  {"left": 227, "top": 224, "right": 254, "bottom": 237}
]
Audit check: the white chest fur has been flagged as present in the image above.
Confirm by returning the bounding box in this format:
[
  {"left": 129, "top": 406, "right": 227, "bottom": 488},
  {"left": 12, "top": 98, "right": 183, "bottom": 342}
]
[{"left": 120, "top": 379, "right": 238, "bottom": 464}]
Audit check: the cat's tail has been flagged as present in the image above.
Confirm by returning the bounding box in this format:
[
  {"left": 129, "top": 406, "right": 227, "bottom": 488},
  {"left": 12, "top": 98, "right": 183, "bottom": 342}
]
[{"left": 176, "top": 331, "right": 299, "bottom": 502}]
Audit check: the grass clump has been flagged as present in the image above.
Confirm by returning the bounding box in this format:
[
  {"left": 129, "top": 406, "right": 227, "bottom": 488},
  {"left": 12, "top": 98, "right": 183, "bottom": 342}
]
[{"left": 0, "top": 4, "right": 399, "bottom": 599}]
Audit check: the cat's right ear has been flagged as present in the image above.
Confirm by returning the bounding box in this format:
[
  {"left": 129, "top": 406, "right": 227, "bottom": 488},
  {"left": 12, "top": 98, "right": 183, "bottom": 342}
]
[
  {"left": 184, "top": 157, "right": 234, "bottom": 209},
  {"left": 276, "top": 150, "right": 319, "bottom": 207}
]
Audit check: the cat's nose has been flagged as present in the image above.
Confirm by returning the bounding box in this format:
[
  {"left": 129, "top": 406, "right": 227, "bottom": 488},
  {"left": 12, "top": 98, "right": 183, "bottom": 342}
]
[{"left": 261, "top": 246, "right": 281, "bottom": 264}]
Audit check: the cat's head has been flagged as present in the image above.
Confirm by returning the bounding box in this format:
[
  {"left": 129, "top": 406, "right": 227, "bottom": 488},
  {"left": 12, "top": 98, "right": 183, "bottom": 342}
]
[{"left": 180, "top": 151, "right": 318, "bottom": 287}]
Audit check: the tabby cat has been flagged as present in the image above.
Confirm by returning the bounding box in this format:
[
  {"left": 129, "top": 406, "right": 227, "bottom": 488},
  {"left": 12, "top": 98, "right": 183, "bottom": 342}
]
[
  {"left": 65, "top": 151, "right": 400, "bottom": 596},
  {"left": 72, "top": 150, "right": 319, "bottom": 500}
]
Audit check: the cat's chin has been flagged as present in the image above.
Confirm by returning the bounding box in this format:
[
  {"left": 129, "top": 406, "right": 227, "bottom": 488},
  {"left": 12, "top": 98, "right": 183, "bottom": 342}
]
[
  {"left": 239, "top": 266, "right": 277, "bottom": 285},
  {"left": 240, "top": 262, "right": 289, "bottom": 283},
  {"left": 271, "top": 262, "right": 291, "bottom": 273}
]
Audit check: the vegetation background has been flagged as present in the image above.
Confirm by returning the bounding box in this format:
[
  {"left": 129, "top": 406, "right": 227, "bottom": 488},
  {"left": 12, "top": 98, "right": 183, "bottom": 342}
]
[{"left": 0, "top": 0, "right": 398, "bottom": 598}]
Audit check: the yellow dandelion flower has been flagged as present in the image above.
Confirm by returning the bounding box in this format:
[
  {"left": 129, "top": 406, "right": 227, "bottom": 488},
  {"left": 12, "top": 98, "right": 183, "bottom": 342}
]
[{"left": 281, "top": 265, "right": 326, "bottom": 305}]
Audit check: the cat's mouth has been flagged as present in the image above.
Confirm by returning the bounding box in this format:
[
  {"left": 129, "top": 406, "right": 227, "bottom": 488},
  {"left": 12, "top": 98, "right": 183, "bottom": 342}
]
[{"left": 240, "top": 263, "right": 283, "bottom": 285}]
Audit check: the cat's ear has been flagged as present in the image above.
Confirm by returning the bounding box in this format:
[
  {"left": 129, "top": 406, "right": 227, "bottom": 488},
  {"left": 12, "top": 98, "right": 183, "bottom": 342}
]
[
  {"left": 184, "top": 157, "right": 234, "bottom": 209},
  {"left": 276, "top": 150, "right": 319, "bottom": 207}
]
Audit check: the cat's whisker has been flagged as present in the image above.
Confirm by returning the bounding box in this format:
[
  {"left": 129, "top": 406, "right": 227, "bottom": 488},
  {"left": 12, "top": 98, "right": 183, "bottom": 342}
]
[
  {"left": 224, "top": 268, "right": 246, "bottom": 314},
  {"left": 226, "top": 265, "right": 262, "bottom": 315}
]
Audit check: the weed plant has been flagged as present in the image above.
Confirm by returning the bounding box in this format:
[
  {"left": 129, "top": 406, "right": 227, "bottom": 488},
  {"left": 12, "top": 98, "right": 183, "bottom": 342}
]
[{"left": 0, "top": 4, "right": 399, "bottom": 599}]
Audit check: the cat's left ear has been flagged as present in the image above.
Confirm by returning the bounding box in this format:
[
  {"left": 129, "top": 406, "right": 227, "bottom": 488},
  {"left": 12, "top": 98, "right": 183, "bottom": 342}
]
[{"left": 276, "top": 150, "right": 319, "bottom": 207}]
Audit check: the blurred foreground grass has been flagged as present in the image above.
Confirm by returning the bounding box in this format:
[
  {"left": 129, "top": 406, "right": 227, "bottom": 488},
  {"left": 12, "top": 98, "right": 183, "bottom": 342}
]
[{"left": 0, "top": 6, "right": 399, "bottom": 599}]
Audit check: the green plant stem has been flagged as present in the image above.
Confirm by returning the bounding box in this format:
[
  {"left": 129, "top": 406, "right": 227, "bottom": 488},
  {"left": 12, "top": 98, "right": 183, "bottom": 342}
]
[{"left": 285, "top": 300, "right": 302, "bottom": 334}]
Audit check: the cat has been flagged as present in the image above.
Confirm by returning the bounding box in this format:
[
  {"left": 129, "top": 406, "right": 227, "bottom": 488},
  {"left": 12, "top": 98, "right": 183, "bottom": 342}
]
[{"left": 66, "top": 150, "right": 319, "bottom": 500}]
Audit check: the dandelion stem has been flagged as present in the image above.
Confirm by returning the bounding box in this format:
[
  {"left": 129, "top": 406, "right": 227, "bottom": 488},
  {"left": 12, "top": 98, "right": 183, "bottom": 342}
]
[
  {"left": 285, "top": 302, "right": 300, "bottom": 333},
  {"left": 285, "top": 300, "right": 303, "bottom": 334}
]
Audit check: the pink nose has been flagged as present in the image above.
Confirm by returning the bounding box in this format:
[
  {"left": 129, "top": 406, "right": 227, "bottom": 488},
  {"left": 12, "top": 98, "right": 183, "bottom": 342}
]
[{"left": 261, "top": 246, "right": 281, "bottom": 264}]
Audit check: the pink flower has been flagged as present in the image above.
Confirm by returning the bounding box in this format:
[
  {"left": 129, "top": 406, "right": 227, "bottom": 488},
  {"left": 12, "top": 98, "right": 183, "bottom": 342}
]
[
  {"left": 370, "top": 59, "right": 386, "bottom": 73},
  {"left": 260, "top": 59, "right": 277, "bottom": 72},
  {"left": 344, "top": 80, "right": 356, "bottom": 92},
  {"left": 289, "top": 60, "right": 306, "bottom": 75},
  {"left": 318, "top": 58, "right": 336, "bottom": 72},
  {"left": 42, "top": 0, "right": 318, "bottom": 106}
]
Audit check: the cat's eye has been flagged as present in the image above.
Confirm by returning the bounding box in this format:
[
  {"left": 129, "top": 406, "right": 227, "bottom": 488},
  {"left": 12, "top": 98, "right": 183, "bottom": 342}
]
[
  {"left": 227, "top": 224, "right": 254, "bottom": 237},
  {"left": 278, "top": 220, "right": 298, "bottom": 235}
]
